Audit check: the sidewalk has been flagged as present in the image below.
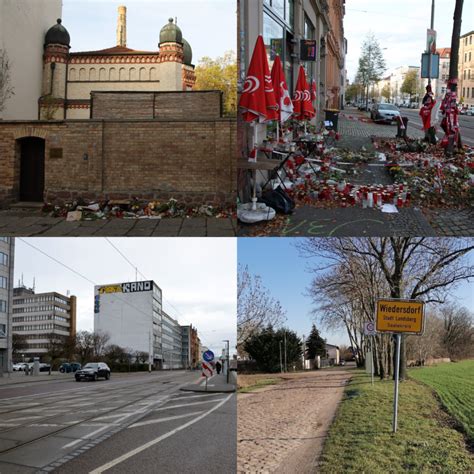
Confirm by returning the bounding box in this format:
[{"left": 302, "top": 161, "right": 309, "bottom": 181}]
[
  {"left": 0, "top": 210, "right": 237, "bottom": 237},
  {"left": 181, "top": 372, "right": 236, "bottom": 393},
  {"left": 0, "top": 371, "right": 71, "bottom": 385}
]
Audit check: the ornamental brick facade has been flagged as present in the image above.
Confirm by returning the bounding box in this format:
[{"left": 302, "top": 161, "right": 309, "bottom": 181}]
[{"left": 39, "top": 12, "right": 196, "bottom": 120}]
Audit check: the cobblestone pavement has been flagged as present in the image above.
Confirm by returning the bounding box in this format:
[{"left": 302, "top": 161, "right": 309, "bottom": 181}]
[
  {"left": 0, "top": 211, "right": 236, "bottom": 237},
  {"left": 237, "top": 369, "right": 352, "bottom": 474},
  {"left": 423, "top": 208, "right": 474, "bottom": 236},
  {"left": 338, "top": 108, "right": 425, "bottom": 140}
]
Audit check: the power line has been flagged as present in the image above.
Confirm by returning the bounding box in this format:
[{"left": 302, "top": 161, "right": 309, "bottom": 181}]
[
  {"left": 103, "top": 238, "right": 186, "bottom": 323},
  {"left": 105, "top": 238, "right": 148, "bottom": 281},
  {"left": 17, "top": 238, "right": 208, "bottom": 350}
]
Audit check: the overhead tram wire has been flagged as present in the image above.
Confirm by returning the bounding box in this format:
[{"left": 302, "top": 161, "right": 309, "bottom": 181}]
[
  {"left": 17, "top": 238, "right": 176, "bottom": 329},
  {"left": 104, "top": 238, "right": 187, "bottom": 322}
]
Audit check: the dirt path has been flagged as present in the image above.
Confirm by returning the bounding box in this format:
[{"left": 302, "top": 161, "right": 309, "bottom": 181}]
[{"left": 237, "top": 368, "right": 353, "bottom": 473}]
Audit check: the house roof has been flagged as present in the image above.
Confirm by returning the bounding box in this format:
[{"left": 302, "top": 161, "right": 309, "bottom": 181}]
[
  {"left": 325, "top": 343, "right": 339, "bottom": 349},
  {"left": 436, "top": 47, "right": 451, "bottom": 58},
  {"left": 70, "top": 46, "right": 159, "bottom": 56}
]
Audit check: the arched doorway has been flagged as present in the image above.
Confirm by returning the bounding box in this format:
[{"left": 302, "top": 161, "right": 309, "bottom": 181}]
[{"left": 17, "top": 137, "right": 45, "bottom": 202}]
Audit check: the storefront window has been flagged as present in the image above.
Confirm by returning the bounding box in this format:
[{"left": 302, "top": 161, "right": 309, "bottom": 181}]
[
  {"left": 271, "top": 0, "right": 285, "bottom": 18},
  {"left": 263, "top": 12, "right": 284, "bottom": 70}
]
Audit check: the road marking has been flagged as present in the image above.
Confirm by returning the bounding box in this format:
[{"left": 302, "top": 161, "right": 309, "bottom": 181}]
[
  {"left": 62, "top": 424, "right": 112, "bottom": 449},
  {"left": 89, "top": 394, "right": 233, "bottom": 474},
  {"left": 171, "top": 393, "right": 224, "bottom": 401},
  {"left": 128, "top": 411, "right": 204, "bottom": 428},
  {"left": 153, "top": 398, "right": 225, "bottom": 411}
]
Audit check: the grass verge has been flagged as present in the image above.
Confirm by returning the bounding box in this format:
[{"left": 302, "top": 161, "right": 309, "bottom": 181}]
[
  {"left": 409, "top": 359, "right": 474, "bottom": 443},
  {"left": 319, "top": 370, "right": 473, "bottom": 473},
  {"left": 237, "top": 374, "right": 281, "bottom": 393}
]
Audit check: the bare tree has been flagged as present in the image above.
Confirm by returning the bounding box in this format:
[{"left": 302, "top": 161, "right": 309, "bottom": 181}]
[
  {"left": 440, "top": 303, "right": 473, "bottom": 360},
  {"left": 298, "top": 238, "right": 474, "bottom": 380},
  {"left": 0, "top": 49, "right": 14, "bottom": 114},
  {"left": 237, "top": 265, "right": 286, "bottom": 355}
]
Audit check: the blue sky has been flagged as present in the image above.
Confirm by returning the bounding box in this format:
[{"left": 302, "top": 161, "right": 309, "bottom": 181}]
[
  {"left": 62, "top": 0, "right": 236, "bottom": 62},
  {"left": 238, "top": 238, "right": 474, "bottom": 347},
  {"left": 345, "top": 0, "right": 474, "bottom": 81}
]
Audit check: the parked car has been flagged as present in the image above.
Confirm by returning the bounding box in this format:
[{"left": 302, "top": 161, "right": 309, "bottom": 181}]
[
  {"left": 75, "top": 362, "right": 111, "bottom": 382},
  {"left": 12, "top": 363, "right": 28, "bottom": 371},
  {"left": 59, "top": 362, "right": 82, "bottom": 373},
  {"left": 465, "top": 105, "right": 474, "bottom": 116},
  {"left": 370, "top": 103, "right": 401, "bottom": 123}
]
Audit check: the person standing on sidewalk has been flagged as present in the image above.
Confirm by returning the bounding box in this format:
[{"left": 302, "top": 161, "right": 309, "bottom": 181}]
[{"left": 215, "top": 360, "right": 222, "bottom": 375}]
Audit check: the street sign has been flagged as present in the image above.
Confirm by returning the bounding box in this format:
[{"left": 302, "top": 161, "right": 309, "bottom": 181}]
[
  {"left": 203, "top": 350, "right": 215, "bottom": 362},
  {"left": 421, "top": 53, "right": 439, "bottom": 79},
  {"left": 364, "top": 321, "right": 376, "bottom": 336},
  {"left": 202, "top": 361, "right": 213, "bottom": 378},
  {"left": 376, "top": 299, "right": 425, "bottom": 334}
]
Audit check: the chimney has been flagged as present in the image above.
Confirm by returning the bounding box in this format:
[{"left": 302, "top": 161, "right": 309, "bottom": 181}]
[{"left": 117, "top": 5, "right": 127, "bottom": 47}]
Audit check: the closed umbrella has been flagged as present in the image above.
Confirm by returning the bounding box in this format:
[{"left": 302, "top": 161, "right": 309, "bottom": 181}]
[
  {"left": 293, "top": 65, "right": 315, "bottom": 125},
  {"left": 271, "top": 55, "right": 293, "bottom": 141},
  {"left": 238, "top": 35, "right": 278, "bottom": 218}
]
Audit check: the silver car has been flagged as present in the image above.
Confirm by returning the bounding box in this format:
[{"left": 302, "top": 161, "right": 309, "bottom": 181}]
[{"left": 370, "top": 103, "right": 401, "bottom": 124}]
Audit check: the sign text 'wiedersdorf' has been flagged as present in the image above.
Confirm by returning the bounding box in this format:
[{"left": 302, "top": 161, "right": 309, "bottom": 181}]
[{"left": 97, "top": 281, "right": 153, "bottom": 294}]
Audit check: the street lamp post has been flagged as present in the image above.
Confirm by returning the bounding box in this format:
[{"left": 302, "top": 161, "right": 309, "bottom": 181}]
[{"left": 279, "top": 341, "right": 283, "bottom": 373}]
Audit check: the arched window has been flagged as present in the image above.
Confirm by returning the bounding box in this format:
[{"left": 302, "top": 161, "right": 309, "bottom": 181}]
[
  {"left": 79, "top": 68, "right": 86, "bottom": 81},
  {"left": 109, "top": 68, "right": 118, "bottom": 80},
  {"left": 69, "top": 68, "right": 77, "bottom": 81},
  {"left": 89, "top": 68, "right": 97, "bottom": 81},
  {"left": 130, "top": 67, "right": 137, "bottom": 81},
  {"left": 99, "top": 68, "right": 106, "bottom": 81},
  {"left": 119, "top": 67, "right": 127, "bottom": 80},
  {"left": 139, "top": 67, "right": 147, "bottom": 81},
  {"left": 150, "top": 67, "right": 157, "bottom": 81}
]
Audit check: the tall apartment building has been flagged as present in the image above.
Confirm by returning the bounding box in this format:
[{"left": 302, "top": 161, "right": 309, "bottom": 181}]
[
  {"left": 94, "top": 280, "right": 196, "bottom": 369},
  {"left": 12, "top": 287, "right": 77, "bottom": 360},
  {"left": 432, "top": 48, "right": 451, "bottom": 99},
  {"left": 0, "top": 237, "right": 14, "bottom": 374},
  {"left": 458, "top": 31, "right": 474, "bottom": 107}
]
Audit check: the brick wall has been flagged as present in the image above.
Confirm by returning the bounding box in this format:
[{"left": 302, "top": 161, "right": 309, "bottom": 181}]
[
  {"left": 0, "top": 118, "right": 236, "bottom": 206},
  {"left": 91, "top": 91, "right": 223, "bottom": 120}
]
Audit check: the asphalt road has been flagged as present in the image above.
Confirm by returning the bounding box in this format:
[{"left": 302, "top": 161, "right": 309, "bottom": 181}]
[
  {"left": 0, "top": 371, "right": 236, "bottom": 473},
  {"left": 398, "top": 108, "right": 474, "bottom": 146}
]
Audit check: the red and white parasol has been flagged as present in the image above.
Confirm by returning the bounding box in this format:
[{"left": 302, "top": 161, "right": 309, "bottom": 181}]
[
  {"left": 239, "top": 35, "right": 278, "bottom": 124},
  {"left": 293, "top": 65, "right": 315, "bottom": 121},
  {"left": 271, "top": 55, "right": 293, "bottom": 124}
]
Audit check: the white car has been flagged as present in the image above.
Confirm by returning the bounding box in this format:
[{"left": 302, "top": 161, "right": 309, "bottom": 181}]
[{"left": 12, "top": 363, "right": 28, "bottom": 371}]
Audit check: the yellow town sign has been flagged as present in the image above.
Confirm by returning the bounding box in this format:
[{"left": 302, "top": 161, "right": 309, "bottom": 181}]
[{"left": 376, "top": 299, "right": 425, "bottom": 334}]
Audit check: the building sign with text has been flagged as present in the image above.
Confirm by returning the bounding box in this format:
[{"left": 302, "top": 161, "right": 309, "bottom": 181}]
[{"left": 97, "top": 280, "right": 153, "bottom": 295}]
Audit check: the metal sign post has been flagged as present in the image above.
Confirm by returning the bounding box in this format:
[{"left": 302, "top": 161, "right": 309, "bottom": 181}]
[
  {"left": 364, "top": 322, "right": 376, "bottom": 386},
  {"left": 393, "top": 333, "right": 402, "bottom": 433},
  {"left": 376, "top": 298, "right": 425, "bottom": 435}
]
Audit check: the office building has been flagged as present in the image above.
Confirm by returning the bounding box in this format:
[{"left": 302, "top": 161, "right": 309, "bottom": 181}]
[{"left": 12, "top": 287, "right": 77, "bottom": 360}]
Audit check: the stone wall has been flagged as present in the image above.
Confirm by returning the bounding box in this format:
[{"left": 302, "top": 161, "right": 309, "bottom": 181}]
[
  {"left": 91, "top": 91, "right": 223, "bottom": 120},
  {"left": 0, "top": 118, "right": 236, "bottom": 206}
]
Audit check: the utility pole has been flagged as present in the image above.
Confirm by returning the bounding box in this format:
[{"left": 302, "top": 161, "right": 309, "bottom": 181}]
[
  {"left": 427, "top": 0, "right": 435, "bottom": 87},
  {"left": 283, "top": 331, "right": 287, "bottom": 373},
  {"left": 148, "top": 331, "right": 152, "bottom": 374},
  {"left": 279, "top": 341, "right": 283, "bottom": 373}
]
